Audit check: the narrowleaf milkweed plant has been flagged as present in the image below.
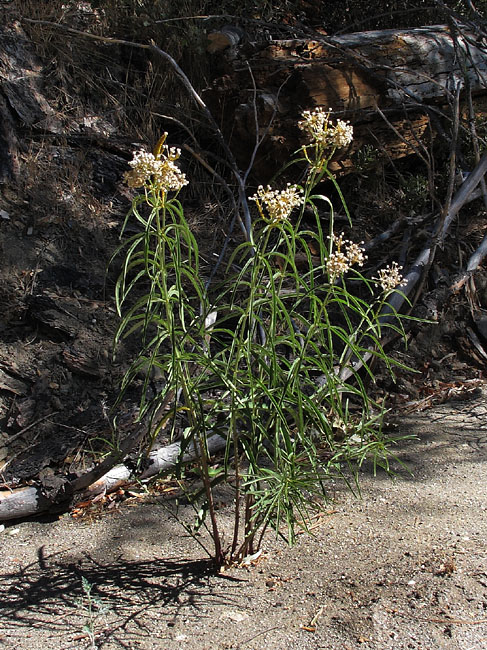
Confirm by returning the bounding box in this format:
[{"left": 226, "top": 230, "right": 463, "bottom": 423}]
[{"left": 114, "top": 110, "right": 411, "bottom": 566}]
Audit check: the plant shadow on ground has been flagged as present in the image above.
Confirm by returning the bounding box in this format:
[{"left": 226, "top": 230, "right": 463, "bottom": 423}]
[
  {"left": 396, "top": 397, "right": 487, "bottom": 464},
  {"left": 0, "top": 550, "right": 244, "bottom": 639}
]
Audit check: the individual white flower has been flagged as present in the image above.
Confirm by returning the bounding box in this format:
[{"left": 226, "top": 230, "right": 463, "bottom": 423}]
[
  {"left": 299, "top": 107, "right": 353, "bottom": 149},
  {"left": 374, "top": 261, "right": 405, "bottom": 292},
  {"left": 250, "top": 183, "right": 304, "bottom": 223}
]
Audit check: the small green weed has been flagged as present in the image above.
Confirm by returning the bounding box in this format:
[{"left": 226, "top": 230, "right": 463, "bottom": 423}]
[{"left": 76, "top": 575, "right": 111, "bottom": 650}]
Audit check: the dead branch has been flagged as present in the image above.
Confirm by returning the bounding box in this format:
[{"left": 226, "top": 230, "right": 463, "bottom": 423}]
[
  {"left": 0, "top": 433, "right": 228, "bottom": 521},
  {"left": 467, "top": 234, "right": 487, "bottom": 272},
  {"left": 336, "top": 152, "right": 487, "bottom": 382},
  {"left": 450, "top": 231, "right": 487, "bottom": 293},
  {"left": 387, "top": 151, "right": 487, "bottom": 314}
]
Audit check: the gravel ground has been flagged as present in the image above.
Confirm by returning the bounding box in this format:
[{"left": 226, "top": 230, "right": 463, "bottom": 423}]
[{"left": 1, "top": 389, "right": 487, "bottom": 650}]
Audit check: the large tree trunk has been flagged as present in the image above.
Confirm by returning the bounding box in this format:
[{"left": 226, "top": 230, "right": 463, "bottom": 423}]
[{"left": 205, "top": 24, "right": 487, "bottom": 178}]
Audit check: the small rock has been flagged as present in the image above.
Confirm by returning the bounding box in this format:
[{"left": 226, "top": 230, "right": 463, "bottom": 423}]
[{"left": 224, "top": 611, "right": 248, "bottom": 622}]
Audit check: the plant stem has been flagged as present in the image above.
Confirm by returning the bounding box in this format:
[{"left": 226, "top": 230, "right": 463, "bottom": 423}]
[{"left": 195, "top": 430, "right": 224, "bottom": 565}]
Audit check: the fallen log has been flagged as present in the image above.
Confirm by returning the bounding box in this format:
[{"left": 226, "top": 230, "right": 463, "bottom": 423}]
[
  {"left": 0, "top": 486, "right": 52, "bottom": 521},
  {"left": 0, "top": 433, "right": 227, "bottom": 522},
  {"left": 205, "top": 24, "right": 487, "bottom": 179},
  {"left": 207, "top": 25, "right": 244, "bottom": 54}
]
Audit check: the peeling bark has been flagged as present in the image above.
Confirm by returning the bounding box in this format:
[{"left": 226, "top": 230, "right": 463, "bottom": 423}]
[{"left": 205, "top": 24, "right": 487, "bottom": 179}]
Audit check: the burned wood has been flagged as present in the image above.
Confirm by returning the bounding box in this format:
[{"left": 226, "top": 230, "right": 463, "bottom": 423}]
[
  {"left": 205, "top": 24, "right": 487, "bottom": 179},
  {"left": 0, "top": 23, "right": 60, "bottom": 131},
  {"left": 0, "top": 368, "right": 29, "bottom": 396},
  {"left": 62, "top": 348, "right": 101, "bottom": 379},
  {"left": 5, "top": 411, "right": 59, "bottom": 447},
  {"left": 0, "top": 93, "right": 19, "bottom": 183},
  {"left": 27, "top": 295, "right": 79, "bottom": 341},
  {"left": 207, "top": 25, "right": 245, "bottom": 54},
  {"left": 0, "top": 23, "right": 62, "bottom": 181}
]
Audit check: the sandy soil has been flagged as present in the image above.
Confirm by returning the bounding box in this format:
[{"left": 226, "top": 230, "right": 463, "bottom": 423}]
[{"left": 1, "top": 388, "right": 486, "bottom": 650}]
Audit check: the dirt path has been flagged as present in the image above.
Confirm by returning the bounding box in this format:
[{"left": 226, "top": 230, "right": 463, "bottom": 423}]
[{"left": 1, "top": 389, "right": 486, "bottom": 650}]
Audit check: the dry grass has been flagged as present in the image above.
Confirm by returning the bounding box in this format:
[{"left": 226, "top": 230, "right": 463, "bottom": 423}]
[{"left": 12, "top": 1, "right": 213, "bottom": 147}]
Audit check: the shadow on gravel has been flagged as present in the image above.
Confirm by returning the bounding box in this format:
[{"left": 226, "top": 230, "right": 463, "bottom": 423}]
[
  {"left": 0, "top": 549, "right": 242, "bottom": 633},
  {"left": 352, "top": 406, "right": 487, "bottom": 485}
]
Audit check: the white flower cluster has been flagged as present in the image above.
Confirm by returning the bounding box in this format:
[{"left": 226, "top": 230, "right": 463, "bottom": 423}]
[
  {"left": 374, "top": 261, "right": 405, "bottom": 292},
  {"left": 326, "top": 232, "right": 366, "bottom": 279},
  {"left": 250, "top": 183, "right": 304, "bottom": 223},
  {"left": 299, "top": 107, "right": 353, "bottom": 149},
  {"left": 124, "top": 144, "right": 188, "bottom": 192}
]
